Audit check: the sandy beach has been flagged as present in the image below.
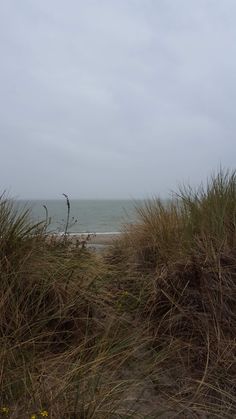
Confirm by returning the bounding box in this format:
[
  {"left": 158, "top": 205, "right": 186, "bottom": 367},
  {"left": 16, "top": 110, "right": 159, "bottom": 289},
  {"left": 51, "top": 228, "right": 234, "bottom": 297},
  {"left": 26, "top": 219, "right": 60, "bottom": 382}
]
[
  {"left": 46, "top": 232, "right": 121, "bottom": 251},
  {"left": 69, "top": 232, "right": 121, "bottom": 251},
  {"left": 87, "top": 233, "right": 120, "bottom": 245},
  {"left": 65, "top": 232, "right": 120, "bottom": 245}
]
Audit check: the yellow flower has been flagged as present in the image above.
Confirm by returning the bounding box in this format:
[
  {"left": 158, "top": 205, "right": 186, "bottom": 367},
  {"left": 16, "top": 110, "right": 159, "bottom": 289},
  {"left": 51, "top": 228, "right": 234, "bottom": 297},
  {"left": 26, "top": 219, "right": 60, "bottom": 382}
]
[
  {"left": 40, "top": 411, "right": 48, "bottom": 417},
  {"left": 1, "top": 407, "right": 9, "bottom": 414},
  {"left": 31, "top": 415, "right": 37, "bottom": 419}
]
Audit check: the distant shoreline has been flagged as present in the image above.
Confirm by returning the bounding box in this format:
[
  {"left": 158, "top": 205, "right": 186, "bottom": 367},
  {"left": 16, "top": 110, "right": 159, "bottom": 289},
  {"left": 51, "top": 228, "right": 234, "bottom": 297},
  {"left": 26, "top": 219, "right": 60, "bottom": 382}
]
[{"left": 47, "top": 232, "right": 121, "bottom": 246}]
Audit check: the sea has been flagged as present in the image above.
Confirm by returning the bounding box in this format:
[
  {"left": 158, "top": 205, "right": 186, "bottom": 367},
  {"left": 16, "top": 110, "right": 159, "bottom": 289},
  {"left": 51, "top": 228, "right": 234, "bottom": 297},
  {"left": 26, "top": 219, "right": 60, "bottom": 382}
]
[{"left": 16, "top": 199, "right": 142, "bottom": 234}]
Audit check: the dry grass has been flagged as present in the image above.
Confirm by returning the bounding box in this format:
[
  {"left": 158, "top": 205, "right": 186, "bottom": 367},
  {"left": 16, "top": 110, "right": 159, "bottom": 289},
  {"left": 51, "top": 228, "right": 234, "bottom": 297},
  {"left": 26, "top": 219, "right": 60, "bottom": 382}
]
[
  {"left": 108, "top": 169, "right": 236, "bottom": 418},
  {"left": 0, "top": 196, "right": 159, "bottom": 418},
  {"left": 2, "top": 169, "right": 236, "bottom": 418}
]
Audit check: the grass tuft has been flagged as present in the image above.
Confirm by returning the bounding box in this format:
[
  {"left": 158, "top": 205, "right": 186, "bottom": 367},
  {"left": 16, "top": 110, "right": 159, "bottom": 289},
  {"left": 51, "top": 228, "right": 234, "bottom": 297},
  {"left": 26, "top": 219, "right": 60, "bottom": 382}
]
[{"left": 108, "top": 169, "right": 236, "bottom": 417}]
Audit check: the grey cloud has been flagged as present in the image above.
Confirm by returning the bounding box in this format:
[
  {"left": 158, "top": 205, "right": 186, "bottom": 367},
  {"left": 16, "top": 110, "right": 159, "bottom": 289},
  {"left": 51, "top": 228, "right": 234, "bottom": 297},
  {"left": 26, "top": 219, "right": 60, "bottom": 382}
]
[{"left": 1, "top": 0, "right": 236, "bottom": 198}]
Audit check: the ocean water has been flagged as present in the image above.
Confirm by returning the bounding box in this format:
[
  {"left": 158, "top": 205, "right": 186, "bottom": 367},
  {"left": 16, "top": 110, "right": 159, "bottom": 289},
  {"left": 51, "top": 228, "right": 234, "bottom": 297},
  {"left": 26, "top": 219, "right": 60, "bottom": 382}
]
[{"left": 17, "top": 200, "right": 142, "bottom": 233}]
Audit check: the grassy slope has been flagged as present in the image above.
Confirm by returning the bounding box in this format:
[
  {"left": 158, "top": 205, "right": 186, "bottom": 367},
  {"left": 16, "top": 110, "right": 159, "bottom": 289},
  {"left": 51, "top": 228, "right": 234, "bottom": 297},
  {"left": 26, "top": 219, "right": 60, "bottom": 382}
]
[
  {"left": 1, "top": 170, "right": 236, "bottom": 418},
  {"left": 0, "top": 197, "right": 156, "bottom": 418},
  {"left": 107, "top": 169, "right": 236, "bottom": 418}
]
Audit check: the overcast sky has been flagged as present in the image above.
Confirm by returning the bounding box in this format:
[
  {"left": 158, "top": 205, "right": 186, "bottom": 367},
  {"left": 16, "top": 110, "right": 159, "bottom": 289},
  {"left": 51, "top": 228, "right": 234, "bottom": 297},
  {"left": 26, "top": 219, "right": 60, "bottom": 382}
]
[{"left": 1, "top": 0, "right": 236, "bottom": 199}]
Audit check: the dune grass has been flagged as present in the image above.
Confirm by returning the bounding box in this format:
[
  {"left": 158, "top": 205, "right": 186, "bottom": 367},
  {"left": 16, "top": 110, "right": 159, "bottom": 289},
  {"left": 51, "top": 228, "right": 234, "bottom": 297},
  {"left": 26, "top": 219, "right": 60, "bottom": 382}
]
[
  {"left": 1, "top": 170, "right": 236, "bottom": 418},
  {"left": 108, "top": 169, "right": 236, "bottom": 417},
  {"left": 0, "top": 197, "right": 155, "bottom": 418}
]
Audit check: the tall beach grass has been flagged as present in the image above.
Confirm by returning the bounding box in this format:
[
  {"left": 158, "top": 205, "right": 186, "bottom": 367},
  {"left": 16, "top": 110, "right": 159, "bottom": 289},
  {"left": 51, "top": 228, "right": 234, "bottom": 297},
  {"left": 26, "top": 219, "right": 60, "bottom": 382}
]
[
  {"left": 1, "top": 170, "right": 236, "bottom": 417},
  {"left": 0, "top": 195, "right": 153, "bottom": 418},
  {"left": 108, "top": 169, "right": 236, "bottom": 417}
]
